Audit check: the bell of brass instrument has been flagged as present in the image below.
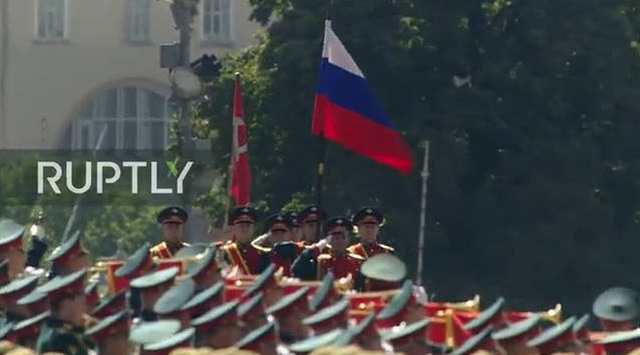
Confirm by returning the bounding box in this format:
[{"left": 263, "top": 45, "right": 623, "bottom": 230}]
[{"left": 539, "top": 303, "right": 562, "bottom": 324}]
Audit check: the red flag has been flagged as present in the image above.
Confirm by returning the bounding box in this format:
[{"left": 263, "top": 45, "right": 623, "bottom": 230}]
[{"left": 230, "top": 75, "right": 251, "bottom": 206}]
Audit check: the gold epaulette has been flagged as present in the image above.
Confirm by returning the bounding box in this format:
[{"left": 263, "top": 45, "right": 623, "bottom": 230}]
[
  {"left": 379, "top": 243, "right": 394, "bottom": 252},
  {"left": 317, "top": 254, "right": 332, "bottom": 261}
]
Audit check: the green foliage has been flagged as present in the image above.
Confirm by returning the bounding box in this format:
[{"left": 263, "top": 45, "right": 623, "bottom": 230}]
[{"left": 190, "top": 0, "right": 640, "bottom": 313}]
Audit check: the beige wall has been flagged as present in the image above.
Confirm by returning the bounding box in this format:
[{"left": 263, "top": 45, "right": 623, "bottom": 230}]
[{"left": 0, "top": 0, "right": 260, "bottom": 149}]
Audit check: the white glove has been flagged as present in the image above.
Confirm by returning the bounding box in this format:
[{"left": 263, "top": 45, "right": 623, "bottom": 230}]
[
  {"left": 314, "top": 235, "right": 332, "bottom": 250},
  {"left": 30, "top": 224, "right": 46, "bottom": 242},
  {"left": 252, "top": 233, "right": 269, "bottom": 246}
]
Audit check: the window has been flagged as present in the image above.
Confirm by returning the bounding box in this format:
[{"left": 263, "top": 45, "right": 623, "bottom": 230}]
[
  {"left": 200, "top": 0, "right": 233, "bottom": 43},
  {"left": 36, "top": 0, "right": 67, "bottom": 41},
  {"left": 128, "top": 0, "right": 150, "bottom": 43},
  {"left": 72, "top": 87, "right": 171, "bottom": 150}
]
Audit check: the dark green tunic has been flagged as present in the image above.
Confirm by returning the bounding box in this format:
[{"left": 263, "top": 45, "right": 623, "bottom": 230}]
[{"left": 36, "top": 316, "right": 93, "bottom": 355}]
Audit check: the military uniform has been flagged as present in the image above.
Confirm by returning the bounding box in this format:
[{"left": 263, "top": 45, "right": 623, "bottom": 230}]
[
  {"left": 192, "top": 301, "right": 241, "bottom": 348},
  {"left": 151, "top": 206, "right": 191, "bottom": 259},
  {"left": 526, "top": 317, "right": 578, "bottom": 355},
  {"left": 222, "top": 206, "right": 270, "bottom": 275},
  {"left": 317, "top": 252, "right": 364, "bottom": 280},
  {"left": 347, "top": 207, "right": 394, "bottom": 259},
  {"left": 0, "top": 274, "right": 40, "bottom": 329},
  {"left": 85, "top": 309, "right": 130, "bottom": 354},
  {"left": 182, "top": 282, "right": 225, "bottom": 319},
  {"left": 492, "top": 314, "right": 542, "bottom": 355},
  {"left": 303, "top": 298, "right": 350, "bottom": 336},
  {"left": 9, "top": 311, "right": 49, "bottom": 348},
  {"left": 463, "top": 297, "right": 506, "bottom": 334},
  {"left": 47, "top": 231, "right": 90, "bottom": 279},
  {"left": 153, "top": 277, "right": 195, "bottom": 328},
  {"left": 592, "top": 287, "right": 639, "bottom": 331},
  {"left": 265, "top": 213, "right": 304, "bottom": 276},
  {"left": 35, "top": 269, "right": 94, "bottom": 355},
  {"left": 130, "top": 266, "right": 181, "bottom": 322},
  {"left": 266, "top": 287, "right": 311, "bottom": 344},
  {"left": 114, "top": 241, "right": 155, "bottom": 317}
]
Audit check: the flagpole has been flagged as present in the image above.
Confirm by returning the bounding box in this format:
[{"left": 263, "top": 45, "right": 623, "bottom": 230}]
[
  {"left": 416, "top": 141, "right": 430, "bottom": 286},
  {"left": 223, "top": 73, "right": 241, "bottom": 232}
]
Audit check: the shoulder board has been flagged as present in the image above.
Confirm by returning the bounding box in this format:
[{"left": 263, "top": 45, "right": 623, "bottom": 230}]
[
  {"left": 182, "top": 242, "right": 191, "bottom": 247},
  {"left": 379, "top": 244, "right": 395, "bottom": 252},
  {"left": 349, "top": 253, "right": 366, "bottom": 261},
  {"left": 317, "top": 254, "right": 332, "bottom": 260}
]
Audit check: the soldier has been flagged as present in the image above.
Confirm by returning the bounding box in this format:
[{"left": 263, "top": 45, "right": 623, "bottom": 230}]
[
  {"left": 303, "top": 298, "right": 350, "bottom": 336},
  {"left": 572, "top": 314, "right": 594, "bottom": 355},
  {"left": 316, "top": 217, "right": 364, "bottom": 282},
  {"left": 360, "top": 254, "right": 406, "bottom": 292},
  {"left": 35, "top": 269, "right": 93, "bottom": 354},
  {"left": 129, "top": 266, "right": 180, "bottom": 322},
  {"left": 597, "top": 328, "right": 640, "bottom": 355},
  {"left": 236, "top": 322, "right": 280, "bottom": 355},
  {"left": 526, "top": 317, "right": 579, "bottom": 355},
  {"left": 463, "top": 297, "right": 507, "bottom": 334},
  {"left": 242, "top": 264, "right": 283, "bottom": 308},
  {"left": 16, "top": 290, "right": 48, "bottom": 316},
  {"left": 129, "top": 319, "right": 182, "bottom": 353},
  {"left": 289, "top": 329, "right": 343, "bottom": 354},
  {"left": 115, "top": 242, "right": 155, "bottom": 317},
  {"left": 191, "top": 301, "right": 241, "bottom": 349},
  {"left": 298, "top": 205, "right": 325, "bottom": 245},
  {"left": 452, "top": 326, "right": 503, "bottom": 355},
  {"left": 239, "top": 293, "right": 268, "bottom": 333},
  {"left": 592, "top": 287, "right": 639, "bottom": 331},
  {"left": 8, "top": 311, "right": 48, "bottom": 349},
  {"left": 380, "top": 318, "right": 431, "bottom": 355},
  {"left": 181, "top": 282, "right": 224, "bottom": 319},
  {"left": 286, "top": 211, "right": 303, "bottom": 242},
  {"left": 376, "top": 280, "right": 427, "bottom": 328},
  {"left": 47, "top": 231, "right": 90, "bottom": 278},
  {"left": 309, "top": 273, "right": 339, "bottom": 311},
  {"left": 85, "top": 309, "right": 130, "bottom": 355},
  {"left": 142, "top": 327, "right": 196, "bottom": 354},
  {"left": 347, "top": 207, "right": 394, "bottom": 259},
  {"left": 91, "top": 290, "right": 127, "bottom": 319},
  {"left": 491, "top": 314, "right": 541, "bottom": 355},
  {"left": 153, "top": 278, "right": 196, "bottom": 329},
  {"left": 150, "top": 206, "right": 190, "bottom": 259},
  {"left": 185, "top": 247, "right": 221, "bottom": 292},
  {"left": 222, "top": 206, "right": 269, "bottom": 275},
  {"left": 0, "top": 220, "right": 27, "bottom": 278},
  {"left": 265, "top": 287, "right": 311, "bottom": 344},
  {"left": 334, "top": 313, "right": 386, "bottom": 352},
  {"left": 0, "top": 275, "right": 40, "bottom": 327}
]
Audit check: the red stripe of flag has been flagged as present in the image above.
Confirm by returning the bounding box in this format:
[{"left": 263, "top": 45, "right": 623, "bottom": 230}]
[{"left": 231, "top": 75, "right": 251, "bottom": 206}]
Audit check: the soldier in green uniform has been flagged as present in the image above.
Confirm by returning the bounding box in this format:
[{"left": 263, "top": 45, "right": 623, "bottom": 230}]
[
  {"left": 265, "top": 287, "right": 311, "bottom": 344},
  {"left": 0, "top": 274, "right": 39, "bottom": 328},
  {"left": 47, "top": 231, "right": 90, "bottom": 279},
  {"left": 85, "top": 309, "right": 130, "bottom": 355},
  {"left": 35, "top": 268, "right": 94, "bottom": 355},
  {"left": 153, "top": 277, "right": 195, "bottom": 329},
  {"left": 191, "top": 301, "right": 241, "bottom": 349},
  {"left": 129, "top": 266, "right": 180, "bottom": 322}
]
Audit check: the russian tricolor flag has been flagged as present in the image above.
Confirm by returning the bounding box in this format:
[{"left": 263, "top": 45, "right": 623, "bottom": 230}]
[{"left": 312, "top": 20, "right": 415, "bottom": 174}]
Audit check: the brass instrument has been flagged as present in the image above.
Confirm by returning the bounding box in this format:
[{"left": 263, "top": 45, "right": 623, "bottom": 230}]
[
  {"left": 444, "top": 294, "right": 481, "bottom": 312},
  {"left": 539, "top": 303, "right": 562, "bottom": 324}
]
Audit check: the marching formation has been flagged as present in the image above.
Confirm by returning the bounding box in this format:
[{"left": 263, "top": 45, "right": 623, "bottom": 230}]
[{"left": 0, "top": 206, "right": 639, "bottom": 355}]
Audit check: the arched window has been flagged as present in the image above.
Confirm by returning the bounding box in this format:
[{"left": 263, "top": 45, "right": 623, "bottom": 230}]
[{"left": 72, "top": 86, "right": 171, "bottom": 150}]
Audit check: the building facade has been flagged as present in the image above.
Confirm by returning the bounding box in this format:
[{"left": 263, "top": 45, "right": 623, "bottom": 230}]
[{"left": 0, "top": 0, "right": 260, "bottom": 150}]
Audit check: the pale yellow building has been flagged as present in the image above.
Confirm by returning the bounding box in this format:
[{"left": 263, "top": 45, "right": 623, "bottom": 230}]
[{"left": 0, "top": 0, "right": 260, "bottom": 150}]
